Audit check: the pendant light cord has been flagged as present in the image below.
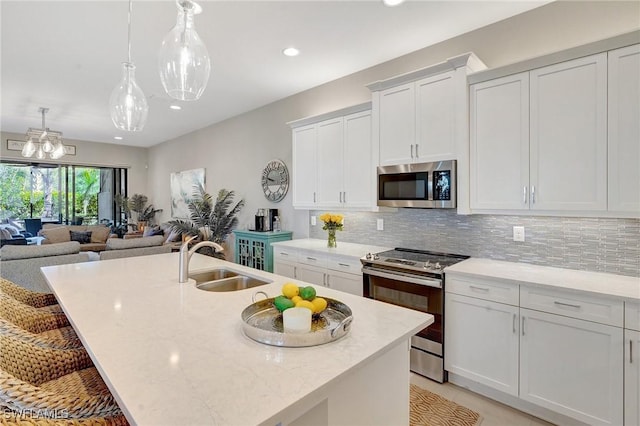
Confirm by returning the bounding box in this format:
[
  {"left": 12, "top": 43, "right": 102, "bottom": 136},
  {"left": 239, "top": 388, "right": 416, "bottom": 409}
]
[{"left": 127, "top": 0, "right": 132, "bottom": 63}]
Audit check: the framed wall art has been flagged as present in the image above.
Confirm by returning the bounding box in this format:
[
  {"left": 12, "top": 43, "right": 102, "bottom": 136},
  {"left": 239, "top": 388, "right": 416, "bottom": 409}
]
[{"left": 170, "top": 168, "right": 205, "bottom": 219}]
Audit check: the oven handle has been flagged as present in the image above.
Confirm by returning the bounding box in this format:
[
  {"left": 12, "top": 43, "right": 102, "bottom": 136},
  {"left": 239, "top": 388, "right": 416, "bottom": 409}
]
[{"left": 362, "top": 266, "right": 442, "bottom": 288}]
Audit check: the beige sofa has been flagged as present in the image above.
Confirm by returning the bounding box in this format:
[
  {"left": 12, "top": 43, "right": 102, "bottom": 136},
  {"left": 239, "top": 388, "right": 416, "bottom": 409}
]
[{"left": 39, "top": 224, "right": 113, "bottom": 251}]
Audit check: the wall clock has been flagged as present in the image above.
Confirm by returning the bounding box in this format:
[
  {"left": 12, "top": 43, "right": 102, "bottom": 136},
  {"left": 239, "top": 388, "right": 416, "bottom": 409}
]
[{"left": 261, "top": 159, "right": 289, "bottom": 202}]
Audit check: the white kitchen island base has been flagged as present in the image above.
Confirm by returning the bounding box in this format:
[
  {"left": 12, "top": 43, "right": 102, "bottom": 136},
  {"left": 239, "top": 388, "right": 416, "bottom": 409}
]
[
  {"left": 269, "top": 340, "right": 410, "bottom": 426},
  {"left": 41, "top": 252, "right": 431, "bottom": 425}
]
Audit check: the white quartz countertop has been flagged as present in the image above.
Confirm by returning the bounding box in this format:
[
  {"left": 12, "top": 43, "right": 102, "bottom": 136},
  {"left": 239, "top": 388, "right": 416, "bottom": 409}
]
[
  {"left": 445, "top": 258, "right": 640, "bottom": 301},
  {"left": 271, "top": 238, "right": 391, "bottom": 258},
  {"left": 41, "top": 253, "right": 431, "bottom": 426}
]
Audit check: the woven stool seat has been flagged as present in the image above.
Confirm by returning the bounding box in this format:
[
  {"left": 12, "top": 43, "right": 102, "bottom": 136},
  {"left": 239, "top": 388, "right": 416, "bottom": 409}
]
[
  {"left": 0, "top": 294, "right": 70, "bottom": 334},
  {"left": 0, "top": 319, "right": 81, "bottom": 350},
  {"left": 0, "top": 333, "right": 125, "bottom": 422},
  {"left": 0, "top": 278, "right": 59, "bottom": 309}
]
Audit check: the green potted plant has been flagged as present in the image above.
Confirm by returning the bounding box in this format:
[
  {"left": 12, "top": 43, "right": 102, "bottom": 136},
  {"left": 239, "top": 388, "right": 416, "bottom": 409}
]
[
  {"left": 128, "top": 193, "right": 163, "bottom": 229},
  {"left": 168, "top": 183, "right": 245, "bottom": 259}
]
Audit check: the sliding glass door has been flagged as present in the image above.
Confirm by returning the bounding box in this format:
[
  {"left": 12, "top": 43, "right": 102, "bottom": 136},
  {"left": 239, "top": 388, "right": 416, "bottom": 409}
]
[{"left": 0, "top": 161, "right": 127, "bottom": 228}]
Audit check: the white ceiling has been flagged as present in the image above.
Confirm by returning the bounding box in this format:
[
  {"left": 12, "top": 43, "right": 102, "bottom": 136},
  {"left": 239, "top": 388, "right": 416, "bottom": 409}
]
[{"left": 1, "top": 1, "right": 547, "bottom": 148}]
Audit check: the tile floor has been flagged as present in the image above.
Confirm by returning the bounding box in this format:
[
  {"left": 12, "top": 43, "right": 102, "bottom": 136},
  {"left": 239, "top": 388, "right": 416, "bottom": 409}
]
[{"left": 410, "top": 373, "right": 555, "bottom": 426}]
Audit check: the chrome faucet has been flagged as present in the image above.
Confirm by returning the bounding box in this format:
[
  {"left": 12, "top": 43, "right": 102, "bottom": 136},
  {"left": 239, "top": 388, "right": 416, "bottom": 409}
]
[{"left": 178, "top": 235, "right": 224, "bottom": 283}]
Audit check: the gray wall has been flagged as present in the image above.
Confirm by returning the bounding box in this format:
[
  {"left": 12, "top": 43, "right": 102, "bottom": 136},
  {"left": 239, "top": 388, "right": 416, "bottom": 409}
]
[
  {"left": 0, "top": 131, "right": 149, "bottom": 196},
  {"left": 309, "top": 210, "right": 640, "bottom": 278}
]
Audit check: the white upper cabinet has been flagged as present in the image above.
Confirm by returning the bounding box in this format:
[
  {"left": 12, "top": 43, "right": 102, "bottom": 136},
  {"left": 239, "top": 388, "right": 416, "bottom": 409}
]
[
  {"left": 316, "top": 118, "right": 344, "bottom": 207},
  {"left": 529, "top": 53, "right": 608, "bottom": 211},
  {"left": 379, "top": 82, "right": 416, "bottom": 166},
  {"left": 470, "top": 72, "right": 530, "bottom": 210},
  {"left": 290, "top": 103, "right": 376, "bottom": 211},
  {"left": 415, "top": 72, "right": 456, "bottom": 162},
  {"left": 370, "top": 53, "right": 486, "bottom": 169},
  {"left": 292, "top": 124, "right": 317, "bottom": 207},
  {"left": 608, "top": 44, "right": 640, "bottom": 214}
]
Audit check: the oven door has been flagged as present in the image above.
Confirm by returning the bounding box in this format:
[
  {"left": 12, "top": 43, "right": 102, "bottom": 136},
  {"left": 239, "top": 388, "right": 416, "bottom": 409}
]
[{"left": 362, "top": 266, "right": 443, "bottom": 355}]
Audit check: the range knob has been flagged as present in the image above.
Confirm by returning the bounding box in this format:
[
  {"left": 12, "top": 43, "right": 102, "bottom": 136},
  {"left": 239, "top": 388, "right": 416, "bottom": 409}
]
[
  {"left": 434, "top": 262, "right": 442, "bottom": 270},
  {"left": 373, "top": 254, "right": 380, "bottom": 260},
  {"left": 424, "top": 260, "right": 432, "bottom": 269},
  {"left": 365, "top": 253, "right": 372, "bottom": 260}
]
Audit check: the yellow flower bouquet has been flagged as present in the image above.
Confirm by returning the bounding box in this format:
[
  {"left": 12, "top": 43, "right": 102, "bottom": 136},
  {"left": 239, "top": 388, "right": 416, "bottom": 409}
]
[{"left": 319, "top": 213, "right": 343, "bottom": 247}]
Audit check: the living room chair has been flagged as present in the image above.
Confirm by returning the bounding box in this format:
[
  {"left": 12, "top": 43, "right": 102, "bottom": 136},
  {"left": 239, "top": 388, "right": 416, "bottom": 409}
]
[
  {"left": 23, "top": 217, "right": 43, "bottom": 237},
  {"left": 0, "top": 331, "right": 127, "bottom": 424}
]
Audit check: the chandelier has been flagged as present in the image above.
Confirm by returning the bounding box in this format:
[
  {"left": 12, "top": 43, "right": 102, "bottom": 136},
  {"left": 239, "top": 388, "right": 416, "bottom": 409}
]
[{"left": 21, "top": 107, "right": 66, "bottom": 160}]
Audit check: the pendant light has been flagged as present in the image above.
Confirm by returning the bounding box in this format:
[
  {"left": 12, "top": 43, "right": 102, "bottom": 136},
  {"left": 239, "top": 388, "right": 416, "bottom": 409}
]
[
  {"left": 158, "top": 0, "right": 210, "bottom": 101},
  {"left": 109, "top": 0, "right": 148, "bottom": 132}
]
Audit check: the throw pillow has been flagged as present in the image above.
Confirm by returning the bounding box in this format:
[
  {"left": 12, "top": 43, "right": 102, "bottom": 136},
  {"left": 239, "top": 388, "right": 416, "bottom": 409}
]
[
  {"left": 69, "top": 230, "right": 92, "bottom": 244},
  {"left": 164, "top": 229, "right": 181, "bottom": 244},
  {"left": 1, "top": 224, "right": 20, "bottom": 236},
  {"left": 0, "top": 228, "right": 12, "bottom": 240},
  {"left": 143, "top": 226, "right": 159, "bottom": 237}
]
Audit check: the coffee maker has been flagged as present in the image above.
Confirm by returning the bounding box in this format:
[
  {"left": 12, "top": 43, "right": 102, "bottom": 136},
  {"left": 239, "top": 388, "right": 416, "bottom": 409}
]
[{"left": 255, "top": 208, "right": 278, "bottom": 232}]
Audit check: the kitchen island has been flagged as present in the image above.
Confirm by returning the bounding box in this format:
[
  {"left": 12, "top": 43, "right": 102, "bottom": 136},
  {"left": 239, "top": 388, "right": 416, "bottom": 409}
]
[{"left": 41, "top": 252, "right": 432, "bottom": 426}]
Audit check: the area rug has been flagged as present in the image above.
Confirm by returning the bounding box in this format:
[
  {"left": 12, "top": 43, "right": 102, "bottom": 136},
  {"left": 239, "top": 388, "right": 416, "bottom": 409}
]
[{"left": 410, "top": 384, "right": 482, "bottom": 426}]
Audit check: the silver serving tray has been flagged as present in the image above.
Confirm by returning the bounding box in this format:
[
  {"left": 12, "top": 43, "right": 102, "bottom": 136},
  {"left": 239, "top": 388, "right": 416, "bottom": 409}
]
[{"left": 241, "top": 295, "right": 353, "bottom": 347}]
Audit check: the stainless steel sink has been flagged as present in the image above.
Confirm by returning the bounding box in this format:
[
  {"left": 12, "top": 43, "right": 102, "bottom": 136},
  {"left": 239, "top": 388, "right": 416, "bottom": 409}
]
[
  {"left": 190, "top": 268, "right": 272, "bottom": 292},
  {"left": 189, "top": 268, "right": 239, "bottom": 283}
]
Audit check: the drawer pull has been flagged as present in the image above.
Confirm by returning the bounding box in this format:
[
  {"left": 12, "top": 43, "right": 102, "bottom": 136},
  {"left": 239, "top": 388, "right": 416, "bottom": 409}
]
[
  {"left": 631, "top": 340, "right": 634, "bottom": 364},
  {"left": 279, "top": 252, "right": 289, "bottom": 256},
  {"left": 469, "top": 285, "right": 490, "bottom": 293},
  {"left": 306, "top": 256, "right": 317, "bottom": 261},
  {"left": 513, "top": 314, "right": 517, "bottom": 333},
  {"left": 553, "top": 301, "right": 581, "bottom": 310},
  {"left": 338, "top": 263, "right": 350, "bottom": 267}
]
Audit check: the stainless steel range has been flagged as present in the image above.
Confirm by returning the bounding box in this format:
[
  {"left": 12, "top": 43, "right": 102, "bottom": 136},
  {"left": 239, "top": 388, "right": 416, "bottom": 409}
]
[{"left": 361, "top": 248, "right": 469, "bottom": 382}]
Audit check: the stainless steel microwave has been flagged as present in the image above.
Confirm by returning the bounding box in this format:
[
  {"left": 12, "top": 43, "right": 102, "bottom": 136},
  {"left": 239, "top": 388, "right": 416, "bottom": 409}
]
[{"left": 377, "top": 160, "right": 456, "bottom": 208}]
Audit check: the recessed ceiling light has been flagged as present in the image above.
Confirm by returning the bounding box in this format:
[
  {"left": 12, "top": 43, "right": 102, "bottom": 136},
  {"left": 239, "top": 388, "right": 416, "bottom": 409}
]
[
  {"left": 169, "top": 105, "right": 182, "bottom": 110},
  {"left": 383, "top": 0, "right": 405, "bottom": 6},
  {"left": 114, "top": 136, "right": 123, "bottom": 140},
  {"left": 282, "top": 47, "right": 300, "bottom": 57}
]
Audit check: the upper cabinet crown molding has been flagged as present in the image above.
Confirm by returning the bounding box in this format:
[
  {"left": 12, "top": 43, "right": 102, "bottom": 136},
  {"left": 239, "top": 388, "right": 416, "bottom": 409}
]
[
  {"left": 468, "top": 30, "right": 640, "bottom": 85},
  {"left": 288, "top": 102, "right": 372, "bottom": 129},
  {"left": 366, "top": 52, "right": 487, "bottom": 92}
]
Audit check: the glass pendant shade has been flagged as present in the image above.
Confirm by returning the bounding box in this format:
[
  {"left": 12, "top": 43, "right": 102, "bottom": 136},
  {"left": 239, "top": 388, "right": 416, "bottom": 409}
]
[
  {"left": 109, "top": 62, "right": 148, "bottom": 132},
  {"left": 21, "top": 138, "right": 36, "bottom": 157},
  {"left": 50, "top": 141, "right": 65, "bottom": 160},
  {"left": 41, "top": 136, "right": 54, "bottom": 153},
  {"left": 158, "top": 1, "right": 210, "bottom": 101},
  {"left": 35, "top": 146, "right": 45, "bottom": 160}
]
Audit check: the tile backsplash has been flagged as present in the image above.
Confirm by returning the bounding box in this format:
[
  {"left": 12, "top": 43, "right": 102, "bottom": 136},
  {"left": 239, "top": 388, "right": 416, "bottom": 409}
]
[{"left": 309, "top": 210, "right": 640, "bottom": 277}]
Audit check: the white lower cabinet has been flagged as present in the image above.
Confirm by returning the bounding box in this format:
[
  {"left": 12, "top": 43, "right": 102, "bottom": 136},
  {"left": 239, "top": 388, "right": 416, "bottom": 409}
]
[
  {"left": 446, "top": 273, "right": 626, "bottom": 425},
  {"left": 625, "top": 329, "right": 640, "bottom": 426},
  {"left": 274, "top": 247, "right": 363, "bottom": 297},
  {"left": 445, "top": 293, "right": 519, "bottom": 396},
  {"left": 519, "top": 308, "right": 623, "bottom": 425}
]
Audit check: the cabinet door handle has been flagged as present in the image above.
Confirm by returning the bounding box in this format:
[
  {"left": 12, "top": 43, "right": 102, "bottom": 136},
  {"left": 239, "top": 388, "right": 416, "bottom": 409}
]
[
  {"left": 630, "top": 340, "right": 633, "bottom": 364},
  {"left": 522, "top": 316, "right": 526, "bottom": 336},
  {"left": 415, "top": 144, "right": 419, "bottom": 158},
  {"left": 343, "top": 192, "right": 346, "bottom": 203},
  {"left": 531, "top": 186, "right": 535, "bottom": 204},
  {"left": 326, "top": 274, "right": 330, "bottom": 288},
  {"left": 513, "top": 314, "right": 517, "bottom": 334},
  {"left": 313, "top": 192, "right": 316, "bottom": 203},
  {"left": 523, "top": 186, "right": 527, "bottom": 204},
  {"left": 293, "top": 266, "right": 297, "bottom": 279},
  {"left": 410, "top": 144, "right": 414, "bottom": 159},
  {"left": 554, "top": 301, "right": 581, "bottom": 310},
  {"left": 469, "top": 285, "right": 490, "bottom": 293},
  {"left": 339, "top": 192, "right": 342, "bottom": 203}
]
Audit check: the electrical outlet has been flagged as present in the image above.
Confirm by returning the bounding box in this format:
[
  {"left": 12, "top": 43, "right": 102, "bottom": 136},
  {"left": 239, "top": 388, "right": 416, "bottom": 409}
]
[
  {"left": 513, "top": 226, "right": 525, "bottom": 242},
  {"left": 377, "top": 219, "right": 384, "bottom": 231},
  {"left": 311, "top": 216, "right": 316, "bottom": 226}
]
